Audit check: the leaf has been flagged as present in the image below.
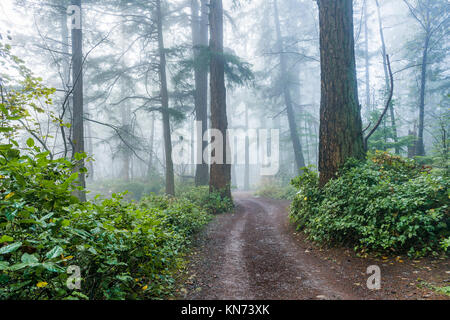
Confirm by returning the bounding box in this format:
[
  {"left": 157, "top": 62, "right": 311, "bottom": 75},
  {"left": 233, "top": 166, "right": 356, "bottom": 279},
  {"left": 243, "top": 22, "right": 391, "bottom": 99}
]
[
  {"left": 0, "top": 235, "right": 14, "bottom": 243},
  {"left": 0, "top": 241, "right": 22, "bottom": 254},
  {"left": 61, "top": 173, "right": 79, "bottom": 188},
  {"left": 42, "top": 262, "right": 65, "bottom": 273},
  {"left": 45, "top": 246, "right": 63, "bottom": 259},
  {"left": 21, "top": 253, "right": 38, "bottom": 264},
  {"left": 26, "top": 138, "right": 35, "bottom": 148},
  {"left": 9, "top": 262, "right": 40, "bottom": 271},
  {"left": 61, "top": 219, "right": 70, "bottom": 227},
  {"left": 0, "top": 261, "right": 9, "bottom": 270},
  {"left": 4, "top": 192, "right": 15, "bottom": 200}
]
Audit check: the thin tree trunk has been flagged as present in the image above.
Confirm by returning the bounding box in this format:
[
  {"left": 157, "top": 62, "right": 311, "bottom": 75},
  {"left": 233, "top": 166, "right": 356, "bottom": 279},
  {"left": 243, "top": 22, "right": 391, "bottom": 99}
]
[
  {"left": 86, "top": 104, "right": 94, "bottom": 182},
  {"left": 70, "top": 0, "right": 86, "bottom": 201},
  {"left": 244, "top": 104, "right": 250, "bottom": 190},
  {"left": 416, "top": 33, "right": 430, "bottom": 156},
  {"left": 273, "top": 0, "right": 306, "bottom": 173},
  {"left": 191, "top": 0, "right": 209, "bottom": 186},
  {"left": 147, "top": 114, "right": 155, "bottom": 178},
  {"left": 209, "top": 0, "right": 232, "bottom": 199},
  {"left": 120, "top": 23, "right": 131, "bottom": 181},
  {"left": 364, "top": 0, "right": 371, "bottom": 111},
  {"left": 317, "top": 0, "right": 365, "bottom": 187},
  {"left": 156, "top": 0, "right": 175, "bottom": 195},
  {"left": 376, "top": 0, "right": 399, "bottom": 154}
]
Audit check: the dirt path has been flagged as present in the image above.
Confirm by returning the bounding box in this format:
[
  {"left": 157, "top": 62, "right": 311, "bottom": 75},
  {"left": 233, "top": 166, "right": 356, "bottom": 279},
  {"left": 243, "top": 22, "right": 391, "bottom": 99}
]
[{"left": 178, "top": 193, "right": 449, "bottom": 300}]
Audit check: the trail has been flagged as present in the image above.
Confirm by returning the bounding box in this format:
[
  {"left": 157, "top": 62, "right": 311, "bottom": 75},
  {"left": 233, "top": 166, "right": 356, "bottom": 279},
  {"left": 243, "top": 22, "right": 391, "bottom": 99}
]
[
  {"left": 182, "top": 193, "right": 356, "bottom": 300},
  {"left": 180, "top": 193, "right": 449, "bottom": 300}
]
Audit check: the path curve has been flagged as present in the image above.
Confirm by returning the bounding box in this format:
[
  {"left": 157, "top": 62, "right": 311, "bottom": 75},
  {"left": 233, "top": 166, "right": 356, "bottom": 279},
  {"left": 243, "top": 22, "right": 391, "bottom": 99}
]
[{"left": 182, "top": 193, "right": 357, "bottom": 300}]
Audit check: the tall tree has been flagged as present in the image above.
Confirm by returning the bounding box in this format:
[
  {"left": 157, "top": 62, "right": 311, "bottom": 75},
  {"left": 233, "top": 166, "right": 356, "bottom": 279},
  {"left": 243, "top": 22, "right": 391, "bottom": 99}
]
[
  {"left": 191, "top": 0, "right": 209, "bottom": 186},
  {"left": 363, "top": 0, "right": 371, "bottom": 111},
  {"left": 403, "top": 0, "right": 449, "bottom": 156},
  {"left": 317, "top": 0, "right": 365, "bottom": 187},
  {"left": 375, "top": 0, "right": 399, "bottom": 154},
  {"left": 273, "top": 0, "right": 306, "bottom": 173},
  {"left": 209, "top": 0, "right": 231, "bottom": 199},
  {"left": 70, "top": 0, "right": 86, "bottom": 201},
  {"left": 156, "top": 0, "right": 175, "bottom": 195}
]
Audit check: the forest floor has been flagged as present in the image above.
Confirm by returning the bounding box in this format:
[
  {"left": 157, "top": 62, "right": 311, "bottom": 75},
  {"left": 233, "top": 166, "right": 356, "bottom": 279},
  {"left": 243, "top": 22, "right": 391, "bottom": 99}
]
[{"left": 175, "top": 193, "right": 450, "bottom": 300}]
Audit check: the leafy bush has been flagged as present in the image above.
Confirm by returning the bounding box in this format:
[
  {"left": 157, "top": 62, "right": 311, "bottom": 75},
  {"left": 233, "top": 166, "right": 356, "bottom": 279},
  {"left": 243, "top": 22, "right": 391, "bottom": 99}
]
[
  {"left": 255, "top": 179, "right": 297, "bottom": 200},
  {"left": 88, "top": 177, "right": 164, "bottom": 201},
  {"left": 179, "top": 186, "right": 234, "bottom": 215},
  {"left": 0, "top": 145, "right": 211, "bottom": 300},
  {"left": 290, "top": 152, "right": 449, "bottom": 257},
  {"left": 0, "top": 44, "right": 212, "bottom": 300}
]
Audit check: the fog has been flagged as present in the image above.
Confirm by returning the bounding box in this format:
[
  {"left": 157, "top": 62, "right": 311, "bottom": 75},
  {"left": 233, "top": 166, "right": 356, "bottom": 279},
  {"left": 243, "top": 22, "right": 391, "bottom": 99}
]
[{"left": 0, "top": 0, "right": 448, "bottom": 199}]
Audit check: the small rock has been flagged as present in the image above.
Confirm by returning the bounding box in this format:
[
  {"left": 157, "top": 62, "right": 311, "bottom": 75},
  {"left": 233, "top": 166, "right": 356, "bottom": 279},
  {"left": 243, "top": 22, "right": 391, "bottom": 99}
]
[{"left": 316, "top": 295, "right": 327, "bottom": 300}]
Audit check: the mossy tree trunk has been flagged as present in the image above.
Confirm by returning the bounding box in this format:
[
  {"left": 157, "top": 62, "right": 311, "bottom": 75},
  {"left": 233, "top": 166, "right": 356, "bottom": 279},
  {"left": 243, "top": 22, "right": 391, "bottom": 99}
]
[
  {"left": 209, "top": 0, "right": 232, "bottom": 199},
  {"left": 317, "top": 0, "right": 365, "bottom": 187}
]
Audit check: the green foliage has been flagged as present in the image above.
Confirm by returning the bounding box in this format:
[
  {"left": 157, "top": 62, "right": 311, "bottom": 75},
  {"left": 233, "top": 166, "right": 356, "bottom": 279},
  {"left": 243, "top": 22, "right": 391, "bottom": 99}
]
[
  {"left": 179, "top": 186, "right": 234, "bottom": 215},
  {"left": 0, "top": 141, "right": 210, "bottom": 300},
  {"left": 88, "top": 176, "right": 165, "bottom": 201},
  {"left": 290, "top": 152, "right": 449, "bottom": 257},
  {"left": 172, "top": 45, "right": 254, "bottom": 91},
  {"left": 254, "top": 180, "right": 297, "bottom": 200}
]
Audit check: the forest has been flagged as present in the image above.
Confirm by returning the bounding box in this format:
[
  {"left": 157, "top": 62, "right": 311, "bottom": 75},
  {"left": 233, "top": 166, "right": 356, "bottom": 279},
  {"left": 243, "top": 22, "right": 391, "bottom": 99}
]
[{"left": 0, "top": 0, "right": 448, "bottom": 301}]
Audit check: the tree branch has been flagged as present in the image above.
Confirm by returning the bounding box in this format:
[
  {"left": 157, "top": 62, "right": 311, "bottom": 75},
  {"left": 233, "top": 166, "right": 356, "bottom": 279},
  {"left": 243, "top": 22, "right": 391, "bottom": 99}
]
[{"left": 364, "top": 55, "right": 394, "bottom": 149}]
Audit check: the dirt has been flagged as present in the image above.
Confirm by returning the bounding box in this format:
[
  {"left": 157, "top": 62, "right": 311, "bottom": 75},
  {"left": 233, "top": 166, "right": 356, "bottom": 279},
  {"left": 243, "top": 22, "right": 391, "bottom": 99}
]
[{"left": 176, "top": 193, "right": 450, "bottom": 300}]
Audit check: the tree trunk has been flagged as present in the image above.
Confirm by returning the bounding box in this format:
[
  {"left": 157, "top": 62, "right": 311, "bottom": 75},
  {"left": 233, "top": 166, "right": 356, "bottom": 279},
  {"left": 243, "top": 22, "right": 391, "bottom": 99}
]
[
  {"left": 376, "top": 0, "right": 399, "bottom": 154},
  {"left": 147, "top": 114, "right": 155, "bottom": 178},
  {"left": 120, "top": 23, "right": 131, "bottom": 182},
  {"left": 244, "top": 104, "right": 250, "bottom": 190},
  {"left": 364, "top": 0, "right": 371, "bottom": 112},
  {"left": 85, "top": 104, "right": 94, "bottom": 182},
  {"left": 273, "top": 0, "right": 306, "bottom": 173},
  {"left": 317, "top": 0, "right": 365, "bottom": 187},
  {"left": 70, "top": 0, "right": 86, "bottom": 201},
  {"left": 191, "top": 0, "right": 209, "bottom": 186},
  {"left": 416, "top": 33, "right": 430, "bottom": 156},
  {"left": 156, "top": 0, "right": 175, "bottom": 195},
  {"left": 209, "top": 0, "right": 232, "bottom": 199}
]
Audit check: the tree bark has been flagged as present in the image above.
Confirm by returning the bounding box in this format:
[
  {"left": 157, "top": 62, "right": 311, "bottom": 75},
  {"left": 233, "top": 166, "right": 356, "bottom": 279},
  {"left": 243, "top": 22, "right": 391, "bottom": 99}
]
[
  {"left": 317, "top": 0, "right": 365, "bottom": 187},
  {"left": 273, "top": 0, "right": 306, "bottom": 173},
  {"left": 191, "top": 0, "right": 209, "bottom": 186},
  {"left": 209, "top": 0, "right": 232, "bottom": 199},
  {"left": 156, "top": 0, "right": 175, "bottom": 195},
  {"left": 70, "top": 0, "right": 86, "bottom": 201}
]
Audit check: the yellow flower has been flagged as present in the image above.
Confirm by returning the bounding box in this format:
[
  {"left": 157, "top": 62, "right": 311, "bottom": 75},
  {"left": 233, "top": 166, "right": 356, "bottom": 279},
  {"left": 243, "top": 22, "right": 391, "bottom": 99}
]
[
  {"left": 142, "top": 285, "right": 148, "bottom": 291},
  {"left": 304, "top": 197, "right": 308, "bottom": 201},
  {"left": 36, "top": 281, "right": 48, "bottom": 288},
  {"left": 4, "top": 192, "right": 15, "bottom": 200}
]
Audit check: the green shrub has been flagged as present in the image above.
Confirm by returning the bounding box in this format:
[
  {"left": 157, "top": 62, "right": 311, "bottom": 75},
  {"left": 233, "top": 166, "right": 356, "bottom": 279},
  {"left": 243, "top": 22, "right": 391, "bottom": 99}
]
[
  {"left": 88, "top": 177, "right": 164, "bottom": 201},
  {"left": 290, "top": 152, "right": 449, "bottom": 257},
  {"left": 0, "top": 145, "right": 210, "bottom": 300},
  {"left": 255, "top": 180, "right": 297, "bottom": 200},
  {"left": 179, "top": 186, "right": 234, "bottom": 215}
]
